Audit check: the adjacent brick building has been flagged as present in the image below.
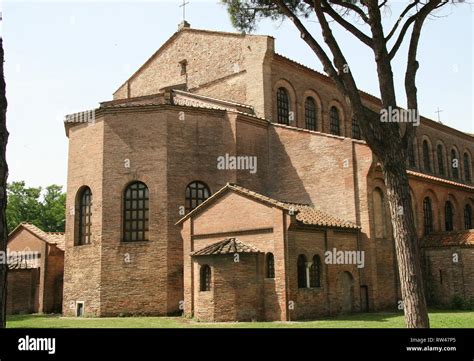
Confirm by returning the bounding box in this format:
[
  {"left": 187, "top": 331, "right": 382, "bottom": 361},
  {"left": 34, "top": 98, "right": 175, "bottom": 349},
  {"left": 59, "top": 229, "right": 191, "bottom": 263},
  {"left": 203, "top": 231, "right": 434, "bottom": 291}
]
[
  {"left": 62, "top": 24, "right": 474, "bottom": 320},
  {"left": 7, "top": 223, "right": 65, "bottom": 314}
]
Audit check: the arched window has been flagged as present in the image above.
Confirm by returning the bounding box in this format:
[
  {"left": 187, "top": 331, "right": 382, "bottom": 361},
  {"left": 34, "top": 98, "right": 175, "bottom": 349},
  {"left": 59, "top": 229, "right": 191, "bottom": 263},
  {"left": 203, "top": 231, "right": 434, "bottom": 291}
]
[
  {"left": 445, "top": 201, "right": 454, "bottom": 231},
  {"left": 373, "top": 188, "right": 386, "bottom": 238},
  {"left": 297, "top": 254, "right": 307, "bottom": 288},
  {"left": 329, "top": 106, "right": 340, "bottom": 135},
  {"left": 77, "top": 187, "right": 92, "bottom": 246},
  {"left": 451, "top": 149, "right": 459, "bottom": 179},
  {"left": 465, "top": 204, "right": 473, "bottom": 230},
  {"left": 422, "top": 140, "right": 431, "bottom": 172},
  {"left": 185, "top": 181, "right": 210, "bottom": 213},
  {"left": 352, "top": 118, "right": 361, "bottom": 140},
  {"left": 464, "top": 153, "right": 471, "bottom": 182},
  {"left": 423, "top": 197, "right": 433, "bottom": 235},
  {"left": 266, "top": 253, "right": 275, "bottom": 279},
  {"left": 408, "top": 141, "right": 416, "bottom": 168},
  {"left": 304, "top": 97, "right": 316, "bottom": 131},
  {"left": 277, "top": 87, "right": 290, "bottom": 125},
  {"left": 123, "top": 181, "right": 149, "bottom": 242},
  {"left": 437, "top": 144, "right": 445, "bottom": 176},
  {"left": 200, "top": 265, "right": 211, "bottom": 292},
  {"left": 309, "top": 255, "right": 321, "bottom": 288}
]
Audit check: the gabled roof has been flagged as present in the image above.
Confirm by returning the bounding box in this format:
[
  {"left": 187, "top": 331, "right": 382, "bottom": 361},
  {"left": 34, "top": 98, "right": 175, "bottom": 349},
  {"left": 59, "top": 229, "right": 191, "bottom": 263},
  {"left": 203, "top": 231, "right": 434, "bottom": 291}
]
[
  {"left": 113, "top": 27, "right": 270, "bottom": 96},
  {"left": 422, "top": 230, "right": 474, "bottom": 248},
  {"left": 191, "top": 237, "right": 261, "bottom": 256},
  {"left": 8, "top": 223, "right": 65, "bottom": 251},
  {"left": 176, "top": 183, "right": 359, "bottom": 230}
]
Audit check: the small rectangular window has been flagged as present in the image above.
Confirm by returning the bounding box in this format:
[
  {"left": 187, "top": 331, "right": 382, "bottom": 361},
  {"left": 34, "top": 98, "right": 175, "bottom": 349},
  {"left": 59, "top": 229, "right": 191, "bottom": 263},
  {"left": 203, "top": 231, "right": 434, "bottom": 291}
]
[
  {"left": 179, "top": 60, "right": 187, "bottom": 75},
  {"left": 76, "top": 301, "right": 84, "bottom": 317}
]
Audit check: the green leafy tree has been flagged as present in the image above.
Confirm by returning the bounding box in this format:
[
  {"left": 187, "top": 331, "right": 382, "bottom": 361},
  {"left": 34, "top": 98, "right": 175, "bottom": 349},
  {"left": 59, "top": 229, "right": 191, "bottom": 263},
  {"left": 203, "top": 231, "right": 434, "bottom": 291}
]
[
  {"left": 40, "top": 185, "right": 66, "bottom": 232},
  {"left": 6, "top": 181, "right": 66, "bottom": 233},
  {"left": 222, "top": 0, "right": 454, "bottom": 328}
]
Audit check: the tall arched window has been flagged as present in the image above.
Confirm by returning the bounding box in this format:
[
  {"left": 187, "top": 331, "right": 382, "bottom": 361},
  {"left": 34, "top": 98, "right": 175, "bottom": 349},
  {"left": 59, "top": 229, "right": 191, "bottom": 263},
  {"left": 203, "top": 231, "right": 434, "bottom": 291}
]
[
  {"left": 277, "top": 87, "right": 290, "bottom": 125},
  {"left": 437, "top": 144, "right": 445, "bottom": 176},
  {"left": 77, "top": 187, "right": 92, "bottom": 246},
  {"left": 200, "top": 265, "right": 211, "bottom": 292},
  {"left": 464, "top": 153, "right": 471, "bottom": 182},
  {"left": 373, "top": 188, "right": 386, "bottom": 238},
  {"left": 352, "top": 118, "right": 361, "bottom": 139},
  {"left": 329, "top": 106, "right": 340, "bottom": 135},
  {"left": 123, "top": 181, "right": 149, "bottom": 242},
  {"left": 445, "top": 201, "right": 454, "bottom": 231},
  {"left": 465, "top": 204, "right": 472, "bottom": 230},
  {"left": 423, "top": 197, "right": 433, "bottom": 235},
  {"left": 423, "top": 140, "right": 431, "bottom": 172},
  {"left": 451, "top": 149, "right": 459, "bottom": 179},
  {"left": 309, "top": 255, "right": 321, "bottom": 288},
  {"left": 266, "top": 253, "right": 275, "bottom": 279},
  {"left": 304, "top": 97, "right": 316, "bottom": 130},
  {"left": 185, "top": 181, "right": 210, "bottom": 213},
  {"left": 297, "top": 254, "right": 307, "bottom": 288}
]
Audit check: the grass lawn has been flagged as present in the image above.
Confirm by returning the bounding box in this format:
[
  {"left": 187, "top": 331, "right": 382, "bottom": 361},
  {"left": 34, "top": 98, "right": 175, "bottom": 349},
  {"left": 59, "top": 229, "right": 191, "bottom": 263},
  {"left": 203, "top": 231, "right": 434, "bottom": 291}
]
[{"left": 6, "top": 310, "right": 474, "bottom": 328}]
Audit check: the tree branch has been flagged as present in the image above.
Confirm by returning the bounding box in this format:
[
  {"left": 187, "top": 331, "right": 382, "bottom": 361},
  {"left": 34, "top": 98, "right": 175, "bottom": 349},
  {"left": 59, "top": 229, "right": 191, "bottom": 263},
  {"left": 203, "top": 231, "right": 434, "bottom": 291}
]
[
  {"left": 327, "top": 0, "right": 370, "bottom": 23},
  {"left": 388, "top": 0, "right": 446, "bottom": 60},
  {"left": 313, "top": 0, "right": 373, "bottom": 47},
  {"left": 272, "top": 0, "right": 346, "bottom": 95},
  {"left": 385, "top": 0, "right": 420, "bottom": 42}
]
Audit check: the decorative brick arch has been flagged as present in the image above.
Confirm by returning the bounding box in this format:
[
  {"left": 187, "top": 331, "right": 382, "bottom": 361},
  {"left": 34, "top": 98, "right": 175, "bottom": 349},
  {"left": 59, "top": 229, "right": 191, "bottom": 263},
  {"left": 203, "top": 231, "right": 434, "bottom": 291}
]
[
  {"left": 444, "top": 193, "right": 460, "bottom": 231},
  {"left": 449, "top": 145, "right": 461, "bottom": 180},
  {"left": 420, "top": 135, "right": 434, "bottom": 173},
  {"left": 301, "top": 89, "right": 323, "bottom": 131},
  {"left": 434, "top": 140, "right": 448, "bottom": 177},
  {"left": 273, "top": 78, "right": 297, "bottom": 126},
  {"left": 462, "top": 149, "right": 472, "bottom": 183},
  {"left": 421, "top": 189, "right": 440, "bottom": 233},
  {"left": 327, "top": 100, "right": 346, "bottom": 136}
]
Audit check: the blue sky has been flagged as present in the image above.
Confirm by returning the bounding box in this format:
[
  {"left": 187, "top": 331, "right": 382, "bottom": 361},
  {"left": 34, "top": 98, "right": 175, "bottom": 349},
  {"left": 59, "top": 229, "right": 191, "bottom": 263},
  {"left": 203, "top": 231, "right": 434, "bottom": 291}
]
[{"left": 3, "top": 1, "right": 473, "bottom": 188}]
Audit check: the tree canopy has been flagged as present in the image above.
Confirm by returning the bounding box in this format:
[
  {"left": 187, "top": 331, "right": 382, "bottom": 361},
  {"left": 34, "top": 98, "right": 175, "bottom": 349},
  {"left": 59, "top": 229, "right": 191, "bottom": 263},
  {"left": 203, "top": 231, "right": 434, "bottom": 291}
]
[{"left": 6, "top": 181, "right": 66, "bottom": 233}]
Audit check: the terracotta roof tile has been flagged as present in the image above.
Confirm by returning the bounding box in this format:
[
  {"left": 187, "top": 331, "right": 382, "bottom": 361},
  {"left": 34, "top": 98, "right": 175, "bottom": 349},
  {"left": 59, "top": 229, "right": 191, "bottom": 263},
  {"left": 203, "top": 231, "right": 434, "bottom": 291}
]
[
  {"left": 10, "top": 223, "right": 65, "bottom": 251},
  {"left": 422, "top": 230, "right": 474, "bottom": 247},
  {"left": 192, "top": 238, "right": 261, "bottom": 256},
  {"left": 407, "top": 170, "right": 474, "bottom": 191},
  {"left": 177, "top": 183, "right": 359, "bottom": 230}
]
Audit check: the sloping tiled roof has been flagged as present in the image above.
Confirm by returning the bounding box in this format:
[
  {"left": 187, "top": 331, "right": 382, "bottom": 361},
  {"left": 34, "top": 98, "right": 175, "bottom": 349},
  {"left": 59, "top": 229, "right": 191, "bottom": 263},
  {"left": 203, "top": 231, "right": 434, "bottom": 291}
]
[
  {"left": 176, "top": 183, "right": 359, "bottom": 230},
  {"left": 9, "top": 223, "right": 65, "bottom": 251},
  {"left": 192, "top": 238, "right": 261, "bottom": 256},
  {"left": 407, "top": 170, "right": 474, "bottom": 191},
  {"left": 422, "top": 230, "right": 474, "bottom": 248}
]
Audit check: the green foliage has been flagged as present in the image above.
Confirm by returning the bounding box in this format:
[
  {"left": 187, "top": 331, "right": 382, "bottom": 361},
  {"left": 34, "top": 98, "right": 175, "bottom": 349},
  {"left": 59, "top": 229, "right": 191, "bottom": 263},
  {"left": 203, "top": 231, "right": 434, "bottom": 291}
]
[
  {"left": 221, "top": 0, "right": 309, "bottom": 33},
  {"left": 451, "top": 295, "right": 473, "bottom": 311},
  {"left": 6, "top": 181, "right": 66, "bottom": 233}
]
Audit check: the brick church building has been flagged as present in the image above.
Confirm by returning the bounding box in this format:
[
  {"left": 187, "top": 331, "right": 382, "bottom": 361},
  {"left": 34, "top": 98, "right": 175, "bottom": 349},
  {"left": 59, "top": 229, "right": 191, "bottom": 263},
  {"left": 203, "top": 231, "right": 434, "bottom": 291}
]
[{"left": 62, "top": 24, "right": 474, "bottom": 321}]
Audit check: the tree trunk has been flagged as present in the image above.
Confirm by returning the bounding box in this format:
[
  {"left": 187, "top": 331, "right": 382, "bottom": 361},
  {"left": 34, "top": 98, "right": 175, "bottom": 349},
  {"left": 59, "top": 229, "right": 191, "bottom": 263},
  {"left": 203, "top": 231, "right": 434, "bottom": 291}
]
[
  {"left": 381, "top": 150, "right": 430, "bottom": 328},
  {"left": 0, "top": 37, "right": 9, "bottom": 328}
]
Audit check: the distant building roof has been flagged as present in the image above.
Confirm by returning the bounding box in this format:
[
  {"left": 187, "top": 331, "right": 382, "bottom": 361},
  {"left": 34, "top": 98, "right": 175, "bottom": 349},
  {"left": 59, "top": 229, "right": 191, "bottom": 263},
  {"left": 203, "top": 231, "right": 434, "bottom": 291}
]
[
  {"left": 8, "top": 223, "right": 65, "bottom": 251},
  {"left": 176, "top": 183, "right": 359, "bottom": 230},
  {"left": 191, "top": 238, "right": 261, "bottom": 256},
  {"left": 422, "top": 230, "right": 474, "bottom": 248}
]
